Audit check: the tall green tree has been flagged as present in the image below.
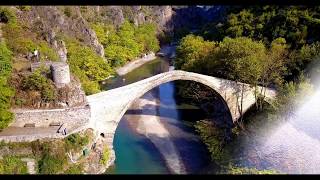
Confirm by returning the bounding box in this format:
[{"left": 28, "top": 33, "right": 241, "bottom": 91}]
[
  {"left": 0, "top": 41, "right": 14, "bottom": 130},
  {"left": 215, "top": 37, "right": 267, "bottom": 128},
  {"left": 175, "top": 34, "right": 216, "bottom": 72}
]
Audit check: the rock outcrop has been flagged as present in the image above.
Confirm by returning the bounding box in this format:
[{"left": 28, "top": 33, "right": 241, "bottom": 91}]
[{"left": 16, "top": 6, "right": 105, "bottom": 58}]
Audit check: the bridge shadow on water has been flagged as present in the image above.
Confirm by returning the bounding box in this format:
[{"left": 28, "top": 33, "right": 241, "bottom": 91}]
[{"left": 125, "top": 105, "right": 207, "bottom": 122}]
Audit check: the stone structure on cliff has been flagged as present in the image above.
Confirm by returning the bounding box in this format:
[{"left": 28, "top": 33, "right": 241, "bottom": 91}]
[
  {"left": 31, "top": 61, "right": 71, "bottom": 88},
  {"left": 51, "top": 62, "right": 71, "bottom": 88}
]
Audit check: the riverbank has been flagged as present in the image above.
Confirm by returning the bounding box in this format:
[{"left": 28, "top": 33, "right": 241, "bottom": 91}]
[
  {"left": 115, "top": 45, "right": 176, "bottom": 77},
  {"left": 115, "top": 52, "right": 156, "bottom": 76}
]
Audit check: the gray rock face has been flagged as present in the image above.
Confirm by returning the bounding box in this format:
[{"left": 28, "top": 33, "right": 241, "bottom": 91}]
[
  {"left": 57, "top": 40, "right": 68, "bottom": 62},
  {"left": 57, "top": 76, "right": 87, "bottom": 108},
  {"left": 17, "top": 6, "right": 105, "bottom": 58}
]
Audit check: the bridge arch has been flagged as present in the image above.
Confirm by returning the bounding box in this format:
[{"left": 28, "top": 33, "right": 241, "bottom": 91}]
[
  {"left": 87, "top": 70, "right": 277, "bottom": 140},
  {"left": 115, "top": 76, "right": 235, "bottom": 131},
  {"left": 86, "top": 70, "right": 277, "bottom": 168}
]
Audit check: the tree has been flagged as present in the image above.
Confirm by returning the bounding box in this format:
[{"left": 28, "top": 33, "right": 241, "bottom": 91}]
[
  {"left": 118, "top": 20, "right": 143, "bottom": 58},
  {"left": 65, "top": 38, "right": 113, "bottom": 95},
  {"left": 218, "top": 37, "right": 266, "bottom": 129},
  {"left": 175, "top": 34, "right": 216, "bottom": 72},
  {"left": 258, "top": 37, "right": 288, "bottom": 109},
  {"left": 135, "top": 23, "right": 160, "bottom": 53},
  {"left": 101, "top": 20, "right": 160, "bottom": 67},
  {"left": 0, "top": 41, "right": 14, "bottom": 130}
]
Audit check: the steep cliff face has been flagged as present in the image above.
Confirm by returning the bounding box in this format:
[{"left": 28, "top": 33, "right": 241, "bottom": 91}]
[
  {"left": 3, "top": 6, "right": 226, "bottom": 111},
  {"left": 16, "top": 6, "right": 105, "bottom": 58},
  {"left": 13, "top": 6, "right": 224, "bottom": 57}
]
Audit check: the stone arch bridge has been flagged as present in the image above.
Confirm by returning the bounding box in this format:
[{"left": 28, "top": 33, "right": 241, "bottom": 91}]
[{"left": 87, "top": 70, "right": 276, "bottom": 147}]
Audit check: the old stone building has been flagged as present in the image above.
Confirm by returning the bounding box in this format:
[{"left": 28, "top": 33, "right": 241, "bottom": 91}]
[
  {"left": 51, "top": 62, "right": 71, "bottom": 88},
  {"left": 31, "top": 61, "right": 70, "bottom": 88}
]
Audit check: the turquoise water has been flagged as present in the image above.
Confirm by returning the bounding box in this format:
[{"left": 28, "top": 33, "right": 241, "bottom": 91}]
[{"left": 112, "top": 118, "right": 169, "bottom": 174}]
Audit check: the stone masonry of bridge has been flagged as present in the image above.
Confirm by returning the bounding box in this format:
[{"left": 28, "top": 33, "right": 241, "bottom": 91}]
[{"left": 87, "top": 70, "right": 277, "bottom": 149}]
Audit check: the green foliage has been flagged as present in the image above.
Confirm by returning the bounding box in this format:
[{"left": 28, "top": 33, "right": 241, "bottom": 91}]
[
  {"left": 1, "top": 9, "right": 58, "bottom": 61},
  {"left": 22, "top": 68, "right": 56, "bottom": 102},
  {"left": 38, "top": 41, "right": 59, "bottom": 61},
  {"left": 63, "top": 7, "right": 72, "bottom": 17},
  {"left": 274, "top": 75, "right": 313, "bottom": 118},
  {"left": 38, "top": 152, "right": 65, "bottom": 174},
  {"left": 90, "top": 22, "right": 116, "bottom": 47},
  {"left": 0, "top": 7, "right": 17, "bottom": 24},
  {"left": 222, "top": 164, "right": 278, "bottom": 174},
  {"left": 201, "top": 6, "right": 320, "bottom": 79},
  {"left": 194, "top": 120, "right": 229, "bottom": 162},
  {"left": 135, "top": 23, "right": 160, "bottom": 53},
  {"left": 64, "top": 133, "right": 89, "bottom": 152},
  {"left": 288, "top": 42, "right": 320, "bottom": 76},
  {"left": 158, "top": 31, "right": 173, "bottom": 45},
  {"left": 65, "top": 164, "right": 83, "bottom": 174},
  {"left": 100, "top": 147, "right": 110, "bottom": 165},
  {"left": 175, "top": 34, "right": 216, "bottom": 72},
  {"left": 0, "top": 42, "right": 14, "bottom": 130},
  {"left": 204, "top": 6, "right": 320, "bottom": 49},
  {"left": 92, "top": 20, "right": 159, "bottom": 67},
  {"left": 0, "top": 156, "right": 28, "bottom": 174},
  {"left": 219, "top": 37, "right": 266, "bottom": 85},
  {"left": 175, "top": 35, "right": 285, "bottom": 88},
  {"left": 36, "top": 141, "right": 68, "bottom": 174},
  {"left": 17, "top": 6, "right": 32, "bottom": 11},
  {"left": 65, "top": 37, "right": 113, "bottom": 95}
]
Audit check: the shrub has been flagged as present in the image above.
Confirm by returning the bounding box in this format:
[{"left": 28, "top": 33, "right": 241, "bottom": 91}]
[
  {"left": 22, "top": 69, "right": 56, "bottom": 102},
  {"left": 100, "top": 147, "right": 110, "bottom": 165},
  {"left": 65, "top": 164, "right": 83, "bottom": 174},
  {"left": 222, "top": 164, "right": 278, "bottom": 174},
  {"left": 17, "top": 6, "right": 32, "bottom": 11},
  {"left": 91, "top": 20, "right": 160, "bottom": 67},
  {"left": 64, "top": 133, "right": 89, "bottom": 152},
  {"left": 0, "top": 42, "right": 14, "bottom": 130},
  {"left": 0, "top": 7, "right": 17, "bottom": 24},
  {"left": 1, "top": 10, "right": 58, "bottom": 60},
  {"left": 0, "top": 156, "right": 28, "bottom": 174},
  {"left": 63, "top": 7, "right": 72, "bottom": 17},
  {"left": 38, "top": 152, "right": 64, "bottom": 174},
  {"left": 194, "top": 120, "right": 229, "bottom": 162},
  {"left": 38, "top": 41, "right": 59, "bottom": 61}
]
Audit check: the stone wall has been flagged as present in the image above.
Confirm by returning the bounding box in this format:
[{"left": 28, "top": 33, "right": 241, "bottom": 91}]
[{"left": 11, "top": 105, "right": 90, "bottom": 129}]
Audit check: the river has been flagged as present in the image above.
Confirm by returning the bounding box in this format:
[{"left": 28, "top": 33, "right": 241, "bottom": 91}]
[
  {"left": 101, "top": 55, "right": 320, "bottom": 174},
  {"left": 101, "top": 57, "right": 211, "bottom": 174}
]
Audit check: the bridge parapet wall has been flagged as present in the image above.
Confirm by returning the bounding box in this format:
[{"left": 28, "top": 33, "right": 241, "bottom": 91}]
[{"left": 11, "top": 105, "right": 91, "bottom": 129}]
